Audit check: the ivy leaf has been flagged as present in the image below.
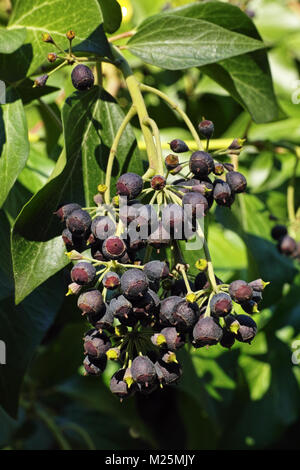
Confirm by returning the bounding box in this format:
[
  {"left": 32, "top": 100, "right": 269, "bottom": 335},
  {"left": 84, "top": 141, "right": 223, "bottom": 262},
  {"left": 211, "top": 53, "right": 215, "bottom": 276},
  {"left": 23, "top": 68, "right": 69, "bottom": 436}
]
[
  {"left": 0, "top": 0, "right": 110, "bottom": 83},
  {"left": 151, "top": 1, "right": 278, "bottom": 123},
  {"left": 0, "top": 26, "right": 26, "bottom": 53},
  {"left": 97, "top": 0, "right": 122, "bottom": 34},
  {"left": 11, "top": 86, "right": 143, "bottom": 304},
  {"left": 0, "top": 93, "right": 29, "bottom": 208},
  {"left": 128, "top": 14, "right": 265, "bottom": 71}
]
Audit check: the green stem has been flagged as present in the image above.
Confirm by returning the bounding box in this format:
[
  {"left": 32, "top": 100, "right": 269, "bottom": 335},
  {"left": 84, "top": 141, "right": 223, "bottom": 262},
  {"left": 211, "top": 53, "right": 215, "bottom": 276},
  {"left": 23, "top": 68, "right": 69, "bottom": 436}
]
[
  {"left": 143, "top": 117, "right": 164, "bottom": 175},
  {"left": 111, "top": 47, "right": 160, "bottom": 176},
  {"left": 60, "top": 422, "right": 96, "bottom": 450},
  {"left": 196, "top": 224, "right": 217, "bottom": 292},
  {"left": 34, "top": 405, "right": 72, "bottom": 450},
  {"left": 140, "top": 83, "right": 203, "bottom": 150},
  {"left": 104, "top": 105, "right": 137, "bottom": 204}
]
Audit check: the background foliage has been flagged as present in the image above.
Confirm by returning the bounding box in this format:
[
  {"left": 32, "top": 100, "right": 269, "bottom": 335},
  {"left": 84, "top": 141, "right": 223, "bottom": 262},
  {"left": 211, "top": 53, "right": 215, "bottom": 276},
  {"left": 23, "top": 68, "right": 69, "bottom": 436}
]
[{"left": 0, "top": 0, "right": 300, "bottom": 450}]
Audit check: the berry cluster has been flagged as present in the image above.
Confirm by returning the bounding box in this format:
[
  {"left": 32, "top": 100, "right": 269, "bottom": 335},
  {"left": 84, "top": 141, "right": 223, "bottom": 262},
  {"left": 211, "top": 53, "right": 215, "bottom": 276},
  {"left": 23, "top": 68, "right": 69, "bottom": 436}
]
[
  {"left": 55, "top": 124, "right": 268, "bottom": 401},
  {"left": 271, "top": 224, "right": 300, "bottom": 261}
]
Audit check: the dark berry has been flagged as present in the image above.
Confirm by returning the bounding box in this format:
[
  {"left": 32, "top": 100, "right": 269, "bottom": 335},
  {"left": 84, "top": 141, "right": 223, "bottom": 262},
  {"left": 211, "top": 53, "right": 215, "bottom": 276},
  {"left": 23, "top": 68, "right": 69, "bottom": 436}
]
[
  {"left": 271, "top": 224, "right": 287, "bottom": 241},
  {"left": 110, "top": 369, "right": 135, "bottom": 400},
  {"left": 226, "top": 171, "right": 247, "bottom": 193},
  {"left": 165, "top": 154, "right": 179, "bottom": 170},
  {"left": 161, "top": 203, "right": 185, "bottom": 235},
  {"left": 161, "top": 327, "right": 185, "bottom": 351},
  {"left": 71, "top": 262, "right": 96, "bottom": 285},
  {"left": 144, "top": 261, "right": 169, "bottom": 281},
  {"left": 220, "top": 329, "right": 236, "bottom": 349},
  {"left": 173, "top": 300, "right": 198, "bottom": 331},
  {"left": 235, "top": 314, "right": 257, "bottom": 343},
  {"left": 34, "top": 74, "right": 48, "bottom": 87},
  {"left": 55, "top": 203, "right": 82, "bottom": 222},
  {"left": 131, "top": 356, "right": 156, "bottom": 385},
  {"left": 213, "top": 162, "right": 225, "bottom": 176},
  {"left": 120, "top": 269, "right": 149, "bottom": 299},
  {"left": 77, "top": 290, "right": 104, "bottom": 315},
  {"left": 229, "top": 280, "right": 253, "bottom": 303},
  {"left": 102, "top": 236, "right": 127, "bottom": 260},
  {"left": 251, "top": 290, "right": 262, "bottom": 304},
  {"left": 182, "top": 191, "right": 208, "bottom": 216},
  {"left": 213, "top": 179, "right": 233, "bottom": 207},
  {"left": 210, "top": 293, "right": 232, "bottom": 317},
  {"left": 151, "top": 175, "right": 166, "bottom": 190},
  {"left": 169, "top": 139, "right": 189, "bottom": 153},
  {"left": 194, "top": 272, "right": 208, "bottom": 290},
  {"left": 148, "top": 222, "right": 171, "bottom": 248},
  {"left": 91, "top": 216, "right": 116, "bottom": 240},
  {"left": 198, "top": 120, "right": 214, "bottom": 139},
  {"left": 103, "top": 271, "right": 120, "bottom": 290},
  {"left": 192, "top": 316, "right": 223, "bottom": 347},
  {"left": 189, "top": 151, "right": 214, "bottom": 178},
  {"left": 116, "top": 173, "right": 143, "bottom": 199},
  {"left": 89, "top": 307, "right": 114, "bottom": 330},
  {"left": 159, "top": 296, "right": 182, "bottom": 325},
  {"left": 66, "top": 209, "right": 91, "bottom": 236},
  {"left": 109, "top": 295, "right": 132, "bottom": 320},
  {"left": 83, "top": 355, "right": 107, "bottom": 375},
  {"left": 71, "top": 64, "right": 94, "bottom": 91},
  {"left": 62, "top": 228, "right": 73, "bottom": 247},
  {"left": 240, "top": 299, "right": 259, "bottom": 315},
  {"left": 248, "top": 278, "right": 269, "bottom": 292},
  {"left": 278, "top": 235, "right": 297, "bottom": 256},
  {"left": 83, "top": 329, "right": 111, "bottom": 358},
  {"left": 155, "top": 360, "right": 182, "bottom": 385}
]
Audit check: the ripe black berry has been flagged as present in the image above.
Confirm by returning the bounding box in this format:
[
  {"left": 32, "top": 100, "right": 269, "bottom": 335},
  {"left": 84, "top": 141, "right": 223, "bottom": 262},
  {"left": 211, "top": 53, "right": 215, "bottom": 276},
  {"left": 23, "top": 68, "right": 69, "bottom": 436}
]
[
  {"left": 120, "top": 269, "right": 149, "bottom": 299},
  {"left": 173, "top": 300, "right": 198, "bottom": 331},
  {"left": 71, "top": 262, "right": 96, "bottom": 286},
  {"left": 102, "top": 236, "right": 127, "bottom": 260},
  {"left": 84, "top": 330, "right": 111, "bottom": 358},
  {"left": 271, "top": 224, "right": 287, "bottom": 241},
  {"left": 110, "top": 369, "right": 135, "bottom": 400},
  {"left": 229, "top": 280, "right": 253, "bottom": 303},
  {"left": 161, "top": 203, "right": 185, "bottom": 235},
  {"left": 148, "top": 222, "right": 171, "bottom": 248},
  {"left": 91, "top": 216, "right": 116, "bottom": 240},
  {"left": 248, "top": 278, "right": 268, "bottom": 292},
  {"left": 151, "top": 175, "right": 166, "bottom": 190},
  {"left": 159, "top": 296, "right": 182, "bottom": 325},
  {"left": 66, "top": 209, "right": 91, "bottom": 236},
  {"left": 182, "top": 191, "right": 209, "bottom": 216},
  {"left": 116, "top": 173, "right": 143, "bottom": 199},
  {"left": 160, "top": 327, "right": 185, "bottom": 351},
  {"left": 77, "top": 290, "right": 104, "bottom": 315},
  {"left": 155, "top": 360, "right": 182, "bottom": 385},
  {"left": 169, "top": 139, "right": 189, "bottom": 153},
  {"left": 235, "top": 314, "right": 257, "bottom": 343},
  {"left": 278, "top": 235, "right": 297, "bottom": 256},
  {"left": 198, "top": 120, "right": 214, "bottom": 139},
  {"left": 226, "top": 171, "right": 247, "bottom": 193},
  {"left": 62, "top": 228, "right": 74, "bottom": 247},
  {"left": 210, "top": 293, "right": 232, "bottom": 317},
  {"left": 55, "top": 203, "right": 81, "bottom": 221},
  {"left": 192, "top": 316, "right": 223, "bottom": 347},
  {"left": 213, "top": 179, "right": 233, "bottom": 207},
  {"left": 220, "top": 329, "right": 236, "bottom": 349},
  {"left": 89, "top": 307, "right": 114, "bottom": 330},
  {"left": 103, "top": 271, "right": 120, "bottom": 290},
  {"left": 83, "top": 355, "right": 107, "bottom": 375},
  {"left": 189, "top": 151, "right": 214, "bottom": 178},
  {"left": 109, "top": 295, "right": 133, "bottom": 320},
  {"left": 144, "top": 261, "right": 169, "bottom": 282},
  {"left": 71, "top": 64, "right": 94, "bottom": 91},
  {"left": 131, "top": 355, "right": 156, "bottom": 385}
]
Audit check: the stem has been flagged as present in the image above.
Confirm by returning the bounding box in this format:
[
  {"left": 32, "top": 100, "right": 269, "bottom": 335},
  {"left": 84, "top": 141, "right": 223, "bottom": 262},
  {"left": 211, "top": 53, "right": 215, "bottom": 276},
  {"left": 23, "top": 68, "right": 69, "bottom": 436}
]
[
  {"left": 111, "top": 46, "right": 161, "bottom": 176},
  {"left": 104, "top": 105, "right": 137, "bottom": 204},
  {"left": 34, "top": 405, "right": 72, "bottom": 450},
  {"left": 140, "top": 83, "right": 203, "bottom": 150},
  {"left": 108, "top": 30, "right": 136, "bottom": 43},
  {"left": 143, "top": 117, "right": 164, "bottom": 175},
  {"left": 178, "top": 265, "right": 193, "bottom": 294},
  {"left": 60, "top": 422, "right": 96, "bottom": 450},
  {"left": 94, "top": 61, "right": 103, "bottom": 87},
  {"left": 196, "top": 223, "right": 217, "bottom": 292}
]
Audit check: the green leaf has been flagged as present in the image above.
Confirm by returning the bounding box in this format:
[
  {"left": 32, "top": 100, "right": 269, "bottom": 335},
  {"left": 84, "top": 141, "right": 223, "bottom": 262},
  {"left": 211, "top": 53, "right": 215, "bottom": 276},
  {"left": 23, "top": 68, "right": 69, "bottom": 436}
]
[
  {"left": 0, "top": 0, "right": 110, "bottom": 82},
  {"left": 127, "top": 14, "right": 265, "bottom": 71},
  {"left": 0, "top": 94, "right": 29, "bottom": 208},
  {"left": 156, "top": 1, "right": 278, "bottom": 123},
  {"left": 239, "top": 356, "right": 271, "bottom": 401},
  {"left": 0, "top": 26, "right": 26, "bottom": 53},
  {"left": 12, "top": 86, "right": 142, "bottom": 304},
  {"left": 97, "top": 0, "right": 122, "bottom": 34}
]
